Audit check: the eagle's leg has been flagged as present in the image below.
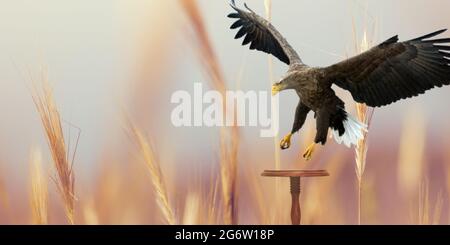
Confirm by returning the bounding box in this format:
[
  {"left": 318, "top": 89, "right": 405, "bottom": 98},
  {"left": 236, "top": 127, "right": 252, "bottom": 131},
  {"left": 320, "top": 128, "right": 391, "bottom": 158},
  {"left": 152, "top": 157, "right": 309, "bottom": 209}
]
[
  {"left": 302, "top": 143, "right": 316, "bottom": 161},
  {"left": 280, "top": 134, "right": 292, "bottom": 150},
  {"left": 303, "top": 109, "right": 330, "bottom": 161},
  {"left": 280, "top": 102, "right": 311, "bottom": 150}
]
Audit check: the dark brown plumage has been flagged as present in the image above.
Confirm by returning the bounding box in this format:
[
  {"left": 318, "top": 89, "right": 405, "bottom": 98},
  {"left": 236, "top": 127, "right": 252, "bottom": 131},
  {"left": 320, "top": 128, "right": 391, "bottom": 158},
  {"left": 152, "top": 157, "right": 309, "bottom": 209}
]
[
  {"left": 324, "top": 29, "right": 450, "bottom": 107},
  {"left": 228, "top": 1, "right": 450, "bottom": 160}
]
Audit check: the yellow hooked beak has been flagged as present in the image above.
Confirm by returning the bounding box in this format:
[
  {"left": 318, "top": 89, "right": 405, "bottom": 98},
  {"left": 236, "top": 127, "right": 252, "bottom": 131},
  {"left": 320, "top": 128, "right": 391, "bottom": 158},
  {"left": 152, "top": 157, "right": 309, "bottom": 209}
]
[{"left": 272, "top": 83, "right": 282, "bottom": 96}]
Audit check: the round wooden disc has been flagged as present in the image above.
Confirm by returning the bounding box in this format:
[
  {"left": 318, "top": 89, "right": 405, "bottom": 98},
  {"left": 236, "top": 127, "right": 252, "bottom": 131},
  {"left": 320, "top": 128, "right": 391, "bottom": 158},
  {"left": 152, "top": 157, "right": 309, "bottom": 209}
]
[{"left": 261, "top": 169, "right": 329, "bottom": 178}]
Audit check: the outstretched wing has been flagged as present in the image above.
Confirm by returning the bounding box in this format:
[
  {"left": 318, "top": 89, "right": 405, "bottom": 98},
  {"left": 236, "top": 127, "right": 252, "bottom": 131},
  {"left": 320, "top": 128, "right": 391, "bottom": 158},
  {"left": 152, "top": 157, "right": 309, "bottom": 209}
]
[
  {"left": 323, "top": 29, "right": 450, "bottom": 107},
  {"left": 228, "top": 0, "right": 303, "bottom": 66}
]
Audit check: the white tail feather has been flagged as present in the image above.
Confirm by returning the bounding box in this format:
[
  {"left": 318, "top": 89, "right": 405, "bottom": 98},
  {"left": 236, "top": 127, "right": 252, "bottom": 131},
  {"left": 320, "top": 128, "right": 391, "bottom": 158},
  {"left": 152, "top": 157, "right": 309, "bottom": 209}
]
[{"left": 332, "top": 113, "right": 367, "bottom": 148}]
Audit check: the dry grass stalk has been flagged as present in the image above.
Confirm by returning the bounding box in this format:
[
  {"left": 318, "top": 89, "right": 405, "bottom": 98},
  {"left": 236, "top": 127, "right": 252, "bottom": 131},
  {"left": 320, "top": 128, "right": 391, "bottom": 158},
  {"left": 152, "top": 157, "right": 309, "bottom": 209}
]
[
  {"left": 182, "top": 192, "right": 200, "bottom": 225},
  {"left": 418, "top": 179, "right": 443, "bottom": 225},
  {"left": 180, "top": 0, "right": 239, "bottom": 224},
  {"left": 206, "top": 176, "right": 220, "bottom": 224},
  {"left": 127, "top": 122, "right": 176, "bottom": 225},
  {"left": 355, "top": 101, "right": 373, "bottom": 224},
  {"left": 29, "top": 148, "right": 48, "bottom": 225},
  {"left": 179, "top": 0, "right": 226, "bottom": 92},
  {"left": 181, "top": 172, "right": 220, "bottom": 225},
  {"left": 219, "top": 128, "right": 239, "bottom": 224},
  {"left": 353, "top": 31, "right": 375, "bottom": 225},
  {"left": 31, "top": 74, "right": 75, "bottom": 224}
]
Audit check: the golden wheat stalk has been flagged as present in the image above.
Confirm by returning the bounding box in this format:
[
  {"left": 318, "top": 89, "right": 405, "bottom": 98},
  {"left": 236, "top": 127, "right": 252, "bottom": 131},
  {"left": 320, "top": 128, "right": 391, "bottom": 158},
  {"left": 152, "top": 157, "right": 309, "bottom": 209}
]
[
  {"left": 31, "top": 73, "right": 75, "bottom": 224},
  {"left": 29, "top": 148, "right": 48, "bottom": 225},
  {"left": 354, "top": 102, "right": 373, "bottom": 225},
  {"left": 127, "top": 122, "right": 176, "bottom": 225},
  {"left": 354, "top": 31, "right": 375, "bottom": 225},
  {"left": 354, "top": 32, "right": 370, "bottom": 179},
  {"left": 180, "top": 0, "right": 239, "bottom": 224}
]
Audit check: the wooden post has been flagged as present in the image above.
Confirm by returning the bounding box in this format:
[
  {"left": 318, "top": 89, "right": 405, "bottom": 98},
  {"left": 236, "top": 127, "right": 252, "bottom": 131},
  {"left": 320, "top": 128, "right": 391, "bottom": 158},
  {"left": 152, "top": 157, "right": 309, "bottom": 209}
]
[
  {"left": 262, "top": 170, "right": 329, "bottom": 225},
  {"left": 290, "top": 177, "right": 301, "bottom": 225}
]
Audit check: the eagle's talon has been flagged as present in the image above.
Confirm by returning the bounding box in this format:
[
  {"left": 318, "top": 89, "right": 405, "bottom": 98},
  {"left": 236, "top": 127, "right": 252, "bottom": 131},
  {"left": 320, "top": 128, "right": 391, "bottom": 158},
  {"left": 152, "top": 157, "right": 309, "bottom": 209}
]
[
  {"left": 303, "top": 143, "right": 316, "bottom": 161},
  {"left": 280, "top": 133, "right": 292, "bottom": 150}
]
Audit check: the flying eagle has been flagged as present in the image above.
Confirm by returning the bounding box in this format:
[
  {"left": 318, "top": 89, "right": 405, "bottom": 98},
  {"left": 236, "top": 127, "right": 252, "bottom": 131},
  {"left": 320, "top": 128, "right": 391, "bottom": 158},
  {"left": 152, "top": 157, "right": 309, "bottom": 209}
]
[{"left": 228, "top": 1, "right": 450, "bottom": 161}]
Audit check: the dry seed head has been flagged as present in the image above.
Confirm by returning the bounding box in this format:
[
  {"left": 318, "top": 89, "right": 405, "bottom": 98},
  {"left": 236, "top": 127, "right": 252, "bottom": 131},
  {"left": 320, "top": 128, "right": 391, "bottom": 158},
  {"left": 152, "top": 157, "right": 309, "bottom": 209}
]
[
  {"left": 31, "top": 74, "right": 75, "bottom": 224},
  {"left": 127, "top": 122, "right": 176, "bottom": 225}
]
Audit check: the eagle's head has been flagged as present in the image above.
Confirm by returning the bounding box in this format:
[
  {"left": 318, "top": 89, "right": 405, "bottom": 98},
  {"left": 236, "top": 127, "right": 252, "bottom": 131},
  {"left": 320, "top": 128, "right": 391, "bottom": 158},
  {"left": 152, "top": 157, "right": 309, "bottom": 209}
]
[{"left": 271, "top": 73, "right": 297, "bottom": 96}]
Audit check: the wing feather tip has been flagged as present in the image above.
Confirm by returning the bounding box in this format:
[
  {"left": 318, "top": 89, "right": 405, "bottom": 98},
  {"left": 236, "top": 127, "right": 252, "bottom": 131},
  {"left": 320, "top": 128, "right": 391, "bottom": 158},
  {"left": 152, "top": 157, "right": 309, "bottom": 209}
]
[{"left": 411, "top": 29, "right": 448, "bottom": 42}]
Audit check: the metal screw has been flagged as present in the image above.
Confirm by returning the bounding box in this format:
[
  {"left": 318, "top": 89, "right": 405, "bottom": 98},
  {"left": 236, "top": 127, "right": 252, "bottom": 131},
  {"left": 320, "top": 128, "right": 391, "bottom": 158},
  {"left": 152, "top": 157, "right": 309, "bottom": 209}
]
[{"left": 262, "top": 170, "right": 329, "bottom": 225}]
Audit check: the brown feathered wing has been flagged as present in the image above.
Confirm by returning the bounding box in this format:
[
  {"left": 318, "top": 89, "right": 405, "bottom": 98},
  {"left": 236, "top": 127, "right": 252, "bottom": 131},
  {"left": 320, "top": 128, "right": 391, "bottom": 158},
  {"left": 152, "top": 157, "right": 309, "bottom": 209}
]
[
  {"left": 228, "top": 0, "right": 303, "bottom": 66},
  {"left": 323, "top": 29, "right": 450, "bottom": 107}
]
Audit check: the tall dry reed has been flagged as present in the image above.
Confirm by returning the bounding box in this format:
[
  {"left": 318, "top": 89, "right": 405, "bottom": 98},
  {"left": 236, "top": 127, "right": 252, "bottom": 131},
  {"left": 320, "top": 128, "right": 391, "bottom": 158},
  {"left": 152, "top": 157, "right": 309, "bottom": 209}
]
[
  {"left": 353, "top": 31, "right": 375, "bottom": 225},
  {"left": 355, "top": 102, "right": 373, "bottom": 224},
  {"left": 29, "top": 148, "right": 48, "bottom": 225},
  {"left": 180, "top": 0, "right": 240, "bottom": 224},
  {"left": 31, "top": 73, "right": 76, "bottom": 224},
  {"left": 127, "top": 122, "right": 176, "bottom": 225}
]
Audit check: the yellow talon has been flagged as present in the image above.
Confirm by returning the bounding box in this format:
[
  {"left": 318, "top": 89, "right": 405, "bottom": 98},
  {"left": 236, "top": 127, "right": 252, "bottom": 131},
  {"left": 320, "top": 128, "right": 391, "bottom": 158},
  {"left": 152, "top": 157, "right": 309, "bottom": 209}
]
[
  {"left": 280, "top": 133, "right": 292, "bottom": 150},
  {"left": 303, "top": 143, "right": 316, "bottom": 161}
]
